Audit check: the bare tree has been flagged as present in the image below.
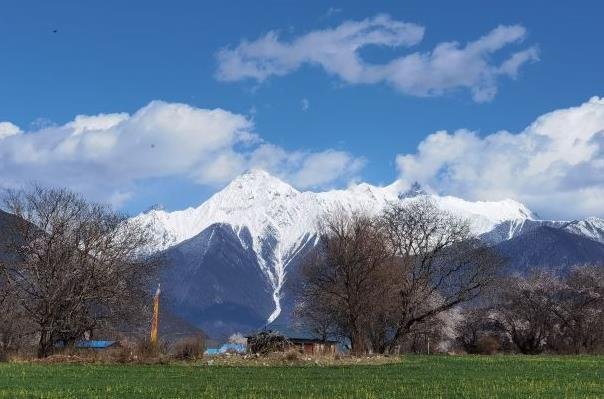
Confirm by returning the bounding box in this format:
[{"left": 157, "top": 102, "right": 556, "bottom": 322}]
[
  {"left": 456, "top": 307, "right": 509, "bottom": 354},
  {"left": 296, "top": 210, "right": 393, "bottom": 354},
  {"left": 526, "top": 265, "right": 604, "bottom": 354},
  {"left": 553, "top": 265, "right": 604, "bottom": 353},
  {"left": 380, "top": 198, "right": 503, "bottom": 351},
  {"left": 0, "top": 280, "right": 33, "bottom": 354},
  {"left": 470, "top": 265, "right": 604, "bottom": 355},
  {"left": 293, "top": 298, "right": 338, "bottom": 342},
  {"left": 296, "top": 199, "right": 501, "bottom": 354},
  {"left": 0, "top": 185, "right": 162, "bottom": 357},
  {"left": 492, "top": 271, "right": 560, "bottom": 354}
]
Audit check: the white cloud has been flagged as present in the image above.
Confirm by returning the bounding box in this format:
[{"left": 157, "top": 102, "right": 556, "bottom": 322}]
[
  {"left": 216, "top": 14, "right": 424, "bottom": 82},
  {"left": 245, "top": 143, "right": 364, "bottom": 189},
  {"left": 396, "top": 97, "right": 604, "bottom": 219},
  {"left": 216, "top": 15, "right": 538, "bottom": 102},
  {"left": 0, "top": 101, "right": 364, "bottom": 207},
  {"left": 291, "top": 150, "right": 365, "bottom": 188},
  {"left": 0, "top": 122, "right": 21, "bottom": 139}
]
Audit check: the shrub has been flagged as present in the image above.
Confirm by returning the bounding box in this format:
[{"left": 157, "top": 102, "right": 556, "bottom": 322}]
[
  {"left": 112, "top": 346, "right": 133, "bottom": 363},
  {"left": 247, "top": 331, "right": 289, "bottom": 355},
  {"left": 475, "top": 335, "right": 500, "bottom": 355},
  {"left": 171, "top": 336, "right": 204, "bottom": 361},
  {"left": 135, "top": 338, "right": 168, "bottom": 360},
  {"left": 284, "top": 349, "right": 300, "bottom": 362}
]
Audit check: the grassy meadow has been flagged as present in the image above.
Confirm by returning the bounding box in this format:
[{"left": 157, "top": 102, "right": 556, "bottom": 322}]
[{"left": 0, "top": 355, "right": 602, "bottom": 398}]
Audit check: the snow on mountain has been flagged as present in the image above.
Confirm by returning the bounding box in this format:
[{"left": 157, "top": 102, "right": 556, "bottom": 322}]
[
  {"left": 562, "top": 217, "right": 604, "bottom": 244},
  {"left": 134, "top": 169, "right": 535, "bottom": 322},
  {"left": 481, "top": 216, "right": 604, "bottom": 246}
]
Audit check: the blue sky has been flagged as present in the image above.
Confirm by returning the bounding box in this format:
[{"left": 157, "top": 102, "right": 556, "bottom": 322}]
[{"left": 0, "top": 1, "right": 603, "bottom": 219}]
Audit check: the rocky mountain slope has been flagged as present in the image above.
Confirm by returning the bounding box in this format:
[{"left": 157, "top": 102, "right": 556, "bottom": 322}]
[
  {"left": 495, "top": 226, "right": 604, "bottom": 273},
  {"left": 135, "top": 169, "right": 544, "bottom": 336}
]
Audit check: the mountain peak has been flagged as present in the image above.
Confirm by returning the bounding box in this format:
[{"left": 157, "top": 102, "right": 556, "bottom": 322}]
[
  {"left": 227, "top": 169, "right": 297, "bottom": 195},
  {"left": 239, "top": 168, "right": 273, "bottom": 179},
  {"left": 398, "top": 181, "right": 427, "bottom": 199},
  {"left": 231, "top": 168, "right": 289, "bottom": 186}
]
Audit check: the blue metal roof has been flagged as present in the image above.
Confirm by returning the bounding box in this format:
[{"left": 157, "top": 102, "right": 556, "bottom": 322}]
[
  {"left": 75, "top": 340, "right": 118, "bottom": 349},
  {"left": 204, "top": 343, "right": 247, "bottom": 356},
  {"left": 219, "top": 343, "right": 246, "bottom": 353}
]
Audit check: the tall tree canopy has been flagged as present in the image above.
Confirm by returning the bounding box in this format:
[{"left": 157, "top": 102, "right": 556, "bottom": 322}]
[{"left": 0, "top": 186, "right": 162, "bottom": 357}]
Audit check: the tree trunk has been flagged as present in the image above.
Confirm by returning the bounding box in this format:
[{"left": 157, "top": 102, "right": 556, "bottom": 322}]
[
  {"left": 37, "top": 330, "right": 53, "bottom": 358},
  {"left": 350, "top": 331, "right": 366, "bottom": 355}
]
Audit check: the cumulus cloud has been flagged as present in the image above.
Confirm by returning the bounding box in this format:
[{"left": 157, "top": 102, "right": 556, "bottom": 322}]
[
  {"left": 216, "top": 15, "right": 538, "bottom": 102},
  {"left": 0, "top": 122, "right": 21, "bottom": 139},
  {"left": 0, "top": 101, "right": 363, "bottom": 207},
  {"left": 216, "top": 15, "right": 424, "bottom": 82},
  {"left": 291, "top": 150, "right": 365, "bottom": 188},
  {"left": 245, "top": 144, "right": 364, "bottom": 188},
  {"left": 396, "top": 97, "right": 604, "bottom": 219}
]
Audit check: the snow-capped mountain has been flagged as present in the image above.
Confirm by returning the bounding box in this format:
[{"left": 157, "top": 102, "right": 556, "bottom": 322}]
[
  {"left": 135, "top": 169, "right": 536, "bottom": 328},
  {"left": 139, "top": 169, "right": 535, "bottom": 249},
  {"left": 481, "top": 217, "right": 604, "bottom": 245},
  {"left": 563, "top": 217, "right": 604, "bottom": 244}
]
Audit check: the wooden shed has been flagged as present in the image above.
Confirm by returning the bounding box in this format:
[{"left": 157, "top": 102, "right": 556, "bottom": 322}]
[{"left": 288, "top": 337, "right": 337, "bottom": 355}]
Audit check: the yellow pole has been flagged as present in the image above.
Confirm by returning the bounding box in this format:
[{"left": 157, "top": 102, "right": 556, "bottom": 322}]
[{"left": 150, "top": 284, "right": 160, "bottom": 349}]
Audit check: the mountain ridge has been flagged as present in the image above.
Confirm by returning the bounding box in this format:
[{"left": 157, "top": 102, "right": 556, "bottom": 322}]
[
  {"left": 495, "top": 225, "right": 604, "bottom": 273},
  {"left": 138, "top": 169, "right": 537, "bottom": 250},
  {"left": 135, "top": 169, "right": 539, "bottom": 325}
]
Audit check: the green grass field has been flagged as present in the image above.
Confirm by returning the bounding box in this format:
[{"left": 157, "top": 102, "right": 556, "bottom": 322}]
[{"left": 0, "top": 355, "right": 602, "bottom": 399}]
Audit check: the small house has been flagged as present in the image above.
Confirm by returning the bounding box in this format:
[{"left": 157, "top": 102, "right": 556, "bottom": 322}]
[
  {"left": 246, "top": 331, "right": 337, "bottom": 355},
  {"left": 288, "top": 337, "right": 337, "bottom": 355}
]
